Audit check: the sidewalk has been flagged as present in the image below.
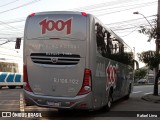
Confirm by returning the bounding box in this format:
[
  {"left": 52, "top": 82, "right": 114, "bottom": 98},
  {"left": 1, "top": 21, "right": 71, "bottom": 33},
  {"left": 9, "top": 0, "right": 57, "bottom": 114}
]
[{"left": 141, "top": 94, "right": 160, "bottom": 103}]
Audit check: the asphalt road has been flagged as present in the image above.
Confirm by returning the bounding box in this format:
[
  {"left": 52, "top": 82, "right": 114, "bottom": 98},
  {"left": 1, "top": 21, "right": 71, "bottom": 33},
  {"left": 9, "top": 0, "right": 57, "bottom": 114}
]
[{"left": 0, "top": 85, "right": 159, "bottom": 120}]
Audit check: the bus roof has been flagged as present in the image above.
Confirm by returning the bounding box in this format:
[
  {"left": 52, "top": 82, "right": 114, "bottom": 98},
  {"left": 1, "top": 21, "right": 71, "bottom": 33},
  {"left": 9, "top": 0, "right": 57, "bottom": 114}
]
[{"left": 28, "top": 11, "right": 89, "bottom": 17}]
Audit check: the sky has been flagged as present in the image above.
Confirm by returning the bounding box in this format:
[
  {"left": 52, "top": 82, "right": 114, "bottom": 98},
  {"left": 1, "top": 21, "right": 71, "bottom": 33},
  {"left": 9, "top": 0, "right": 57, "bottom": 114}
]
[{"left": 0, "top": 0, "right": 158, "bottom": 72}]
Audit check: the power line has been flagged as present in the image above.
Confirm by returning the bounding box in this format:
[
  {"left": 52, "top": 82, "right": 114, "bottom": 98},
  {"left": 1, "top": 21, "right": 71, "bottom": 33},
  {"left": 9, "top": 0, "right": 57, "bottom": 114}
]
[
  {"left": 0, "top": 52, "right": 22, "bottom": 58},
  {"left": 0, "top": 46, "right": 19, "bottom": 52},
  {"left": 106, "top": 15, "right": 157, "bottom": 26},
  {"left": 95, "top": 2, "right": 157, "bottom": 16},
  {"left": 0, "top": 0, "right": 19, "bottom": 8},
  {"left": 0, "top": 17, "right": 26, "bottom": 25},
  {"left": 0, "top": 19, "right": 25, "bottom": 25},
  {"left": 0, "top": 21, "right": 23, "bottom": 32},
  {"left": 69, "top": 0, "right": 149, "bottom": 11},
  {"left": 83, "top": 1, "right": 157, "bottom": 13},
  {"left": 0, "top": 40, "right": 10, "bottom": 45},
  {"left": 0, "top": 0, "right": 41, "bottom": 15},
  {"left": 120, "top": 27, "right": 139, "bottom": 37}
]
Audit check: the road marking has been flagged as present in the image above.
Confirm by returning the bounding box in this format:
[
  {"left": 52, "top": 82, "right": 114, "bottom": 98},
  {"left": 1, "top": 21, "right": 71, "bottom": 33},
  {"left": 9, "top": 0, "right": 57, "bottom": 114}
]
[
  {"left": 24, "top": 107, "right": 54, "bottom": 110},
  {"left": 20, "top": 93, "right": 25, "bottom": 112},
  {"left": 132, "top": 91, "right": 142, "bottom": 94},
  {"left": 0, "top": 104, "right": 19, "bottom": 105},
  {"left": 144, "top": 92, "right": 153, "bottom": 95},
  {"left": 0, "top": 108, "right": 20, "bottom": 110}
]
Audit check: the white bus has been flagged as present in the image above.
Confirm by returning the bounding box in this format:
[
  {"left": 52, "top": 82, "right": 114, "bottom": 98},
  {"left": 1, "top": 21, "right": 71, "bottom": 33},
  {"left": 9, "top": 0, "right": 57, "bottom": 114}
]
[
  {"left": 23, "top": 11, "right": 138, "bottom": 111},
  {"left": 0, "top": 61, "right": 23, "bottom": 89}
]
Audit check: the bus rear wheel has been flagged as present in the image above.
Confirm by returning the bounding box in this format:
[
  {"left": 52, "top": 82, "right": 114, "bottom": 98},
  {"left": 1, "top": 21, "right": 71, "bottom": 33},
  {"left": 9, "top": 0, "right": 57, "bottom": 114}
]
[
  {"left": 106, "top": 91, "right": 113, "bottom": 111},
  {"left": 102, "top": 90, "right": 113, "bottom": 112}
]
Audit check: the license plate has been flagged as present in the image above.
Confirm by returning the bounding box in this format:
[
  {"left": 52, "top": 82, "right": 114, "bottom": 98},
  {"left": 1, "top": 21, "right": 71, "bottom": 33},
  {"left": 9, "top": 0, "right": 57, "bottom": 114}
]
[{"left": 46, "top": 101, "right": 61, "bottom": 107}]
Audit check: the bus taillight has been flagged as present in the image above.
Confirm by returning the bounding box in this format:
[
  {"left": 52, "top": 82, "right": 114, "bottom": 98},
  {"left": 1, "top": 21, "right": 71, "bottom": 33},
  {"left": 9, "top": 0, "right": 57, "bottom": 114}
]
[
  {"left": 23, "top": 65, "right": 33, "bottom": 92},
  {"left": 77, "top": 68, "right": 91, "bottom": 95}
]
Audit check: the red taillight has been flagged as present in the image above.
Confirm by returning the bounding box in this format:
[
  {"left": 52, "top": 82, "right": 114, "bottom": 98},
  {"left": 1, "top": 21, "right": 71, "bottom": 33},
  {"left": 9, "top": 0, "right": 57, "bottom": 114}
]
[
  {"left": 81, "top": 12, "right": 87, "bottom": 17},
  {"left": 29, "top": 13, "right": 35, "bottom": 17},
  {"left": 77, "top": 69, "right": 91, "bottom": 95},
  {"left": 23, "top": 65, "right": 33, "bottom": 92}
]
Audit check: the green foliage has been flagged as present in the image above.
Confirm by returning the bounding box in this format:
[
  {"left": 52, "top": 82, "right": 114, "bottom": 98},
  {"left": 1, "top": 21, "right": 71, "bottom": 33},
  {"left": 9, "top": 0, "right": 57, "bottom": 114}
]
[
  {"left": 134, "top": 68, "right": 147, "bottom": 80},
  {"left": 138, "top": 19, "right": 157, "bottom": 41},
  {"left": 137, "top": 50, "right": 160, "bottom": 69}
]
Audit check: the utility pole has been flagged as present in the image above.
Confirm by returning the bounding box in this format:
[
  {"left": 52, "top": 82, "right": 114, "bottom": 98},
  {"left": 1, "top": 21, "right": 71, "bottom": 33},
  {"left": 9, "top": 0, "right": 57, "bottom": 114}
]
[
  {"left": 156, "top": 0, "right": 160, "bottom": 54},
  {"left": 154, "top": 0, "right": 160, "bottom": 95},
  {"left": 133, "top": 47, "right": 135, "bottom": 83}
]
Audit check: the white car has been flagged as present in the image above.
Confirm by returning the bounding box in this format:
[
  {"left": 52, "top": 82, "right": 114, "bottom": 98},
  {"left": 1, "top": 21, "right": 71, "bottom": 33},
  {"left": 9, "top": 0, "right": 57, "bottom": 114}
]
[{"left": 137, "top": 79, "right": 148, "bottom": 84}]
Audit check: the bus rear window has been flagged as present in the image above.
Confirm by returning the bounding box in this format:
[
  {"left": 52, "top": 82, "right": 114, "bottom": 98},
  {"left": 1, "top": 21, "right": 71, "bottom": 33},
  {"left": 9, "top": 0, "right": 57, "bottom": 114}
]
[{"left": 25, "top": 14, "right": 87, "bottom": 40}]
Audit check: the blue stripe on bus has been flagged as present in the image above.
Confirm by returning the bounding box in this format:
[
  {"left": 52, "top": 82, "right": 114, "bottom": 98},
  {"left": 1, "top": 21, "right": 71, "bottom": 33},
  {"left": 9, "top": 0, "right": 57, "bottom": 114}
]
[
  {"left": 15, "top": 74, "right": 21, "bottom": 82},
  {"left": 0, "top": 73, "right": 7, "bottom": 82},
  {"left": 6, "top": 73, "right": 15, "bottom": 82}
]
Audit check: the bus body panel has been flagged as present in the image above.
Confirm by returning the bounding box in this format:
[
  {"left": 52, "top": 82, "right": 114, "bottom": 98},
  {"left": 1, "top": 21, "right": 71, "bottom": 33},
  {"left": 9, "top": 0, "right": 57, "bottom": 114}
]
[
  {"left": 24, "top": 11, "right": 94, "bottom": 109},
  {"left": 89, "top": 17, "right": 133, "bottom": 109},
  {"left": 23, "top": 11, "right": 134, "bottom": 110},
  {"left": 24, "top": 12, "right": 89, "bottom": 98}
]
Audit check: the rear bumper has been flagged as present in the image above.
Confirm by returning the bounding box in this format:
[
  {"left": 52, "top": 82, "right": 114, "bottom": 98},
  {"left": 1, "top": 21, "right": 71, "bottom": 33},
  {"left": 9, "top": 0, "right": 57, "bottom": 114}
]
[{"left": 23, "top": 89, "right": 93, "bottom": 110}]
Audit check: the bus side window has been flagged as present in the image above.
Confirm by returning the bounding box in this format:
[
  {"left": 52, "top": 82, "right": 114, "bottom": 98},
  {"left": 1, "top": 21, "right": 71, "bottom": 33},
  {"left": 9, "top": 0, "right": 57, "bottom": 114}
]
[
  {"left": 95, "top": 23, "right": 106, "bottom": 55},
  {"left": 112, "top": 39, "right": 119, "bottom": 54},
  {"left": 106, "top": 32, "right": 113, "bottom": 55},
  {"left": 119, "top": 42, "right": 124, "bottom": 54}
]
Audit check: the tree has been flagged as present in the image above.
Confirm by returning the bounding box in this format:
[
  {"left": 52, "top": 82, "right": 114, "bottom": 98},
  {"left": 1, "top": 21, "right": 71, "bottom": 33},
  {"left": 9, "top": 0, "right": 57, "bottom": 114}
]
[
  {"left": 137, "top": 50, "right": 160, "bottom": 70},
  {"left": 138, "top": 19, "right": 159, "bottom": 95},
  {"left": 134, "top": 68, "right": 147, "bottom": 81},
  {"left": 138, "top": 19, "right": 157, "bottom": 42}
]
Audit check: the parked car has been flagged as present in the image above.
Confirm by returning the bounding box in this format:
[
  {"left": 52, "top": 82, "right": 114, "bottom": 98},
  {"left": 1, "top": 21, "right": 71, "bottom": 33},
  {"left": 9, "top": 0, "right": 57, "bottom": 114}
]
[{"left": 137, "top": 79, "right": 148, "bottom": 84}]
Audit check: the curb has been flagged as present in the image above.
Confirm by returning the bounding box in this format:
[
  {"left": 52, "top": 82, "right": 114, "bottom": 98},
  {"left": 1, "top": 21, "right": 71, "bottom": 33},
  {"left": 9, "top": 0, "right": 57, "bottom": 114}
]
[
  {"left": 133, "top": 83, "right": 154, "bottom": 86},
  {"left": 141, "top": 94, "right": 160, "bottom": 103}
]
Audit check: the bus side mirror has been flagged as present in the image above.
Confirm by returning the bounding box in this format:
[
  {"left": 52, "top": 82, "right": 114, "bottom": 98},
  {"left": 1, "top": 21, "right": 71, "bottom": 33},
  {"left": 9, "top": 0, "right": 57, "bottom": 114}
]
[{"left": 15, "top": 38, "right": 21, "bottom": 49}]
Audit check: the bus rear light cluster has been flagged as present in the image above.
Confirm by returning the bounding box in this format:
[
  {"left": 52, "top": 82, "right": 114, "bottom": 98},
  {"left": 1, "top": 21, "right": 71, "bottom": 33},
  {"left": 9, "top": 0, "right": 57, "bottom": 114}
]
[
  {"left": 81, "top": 12, "right": 87, "bottom": 17},
  {"left": 77, "top": 68, "right": 91, "bottom": 95},
  {"left": 29, "top": 13, "right": 35, "bottom": 17},
  {"left": 23, "top": 65, "right": 33, "bottom": 92}
]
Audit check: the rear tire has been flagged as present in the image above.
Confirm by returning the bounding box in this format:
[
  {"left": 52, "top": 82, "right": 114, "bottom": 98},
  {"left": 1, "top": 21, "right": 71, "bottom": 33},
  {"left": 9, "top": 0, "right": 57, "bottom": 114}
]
[
  {"left": 0, "top": 86, "right": 2, "bottom": 89},
  {"left": 8, "top": 86, "right": 16, "bottom": 89},
  {"left": 106, "top": 91, "right": 113, "bottom": 111},
  {"left": 23, "top": 95, "right": 35, "bottom": 106},
  {"left": 24, "top": 99, "right": 33, "bottom": 106},
  {"left": 102, "top": 90, "right": 113, "bottom": 112}
]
